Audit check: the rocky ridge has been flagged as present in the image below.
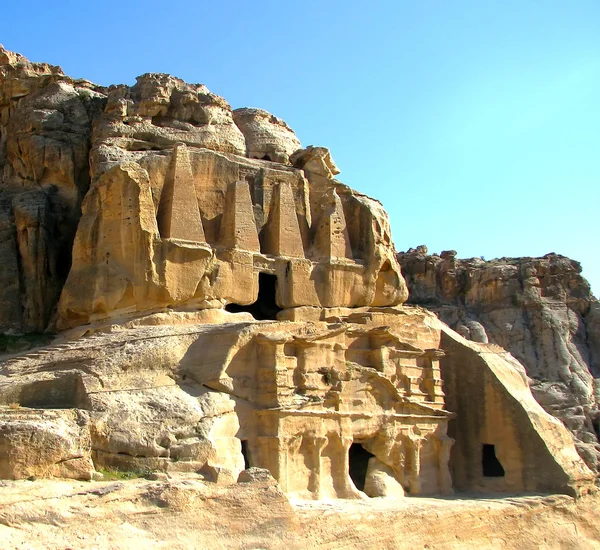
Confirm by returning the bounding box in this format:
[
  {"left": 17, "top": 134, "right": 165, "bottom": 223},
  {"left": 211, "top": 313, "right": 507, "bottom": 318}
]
[
  {"left": 0, "top": 45, "right": 597, "bottom": 548},
  {"left": 398, "top": 247, "right": 600, "bottom": 471}
]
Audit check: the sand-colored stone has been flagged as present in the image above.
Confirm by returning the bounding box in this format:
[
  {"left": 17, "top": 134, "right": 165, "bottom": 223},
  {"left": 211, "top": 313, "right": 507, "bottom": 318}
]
[
  {"left": 233, "top": 107, "right": 302, "bottom": 164},
  {"left": 435, "top": 321, "right": 594, "bottom": 496},
  {"left": 0, "top": 45, "right": 102, "bottom": 333},
  {"left": 0, "top": 408, "right": 93, "bottom": 480},
  {"left": 0, "top": 306, "right": 594, "bottom": 500},
  {"left": 56, "top": 144, "right": 407, "bottom": 327},
  {"left": 0, "top": 47, "right": 597, "bottom": 549},
  {"left": 399, "top": 248, "right": 600, "bottom": 472},
  {"left": 219, "top": 180, "right": 261, "bottom": 251},
  {"left": 0, "top": 471, "right": 599, "bottom": 548},
  {"left": 157, "top": 143, "right": 206, "bottom": 242},
  {"left": 291, "top": 145, "right": 341, "bottom": 179},
  {"left": 262, "top": 181, "right": 305, "bottom": 258},
  {"left": 363, "top": 457, "right": 406, "bottom": 498}
]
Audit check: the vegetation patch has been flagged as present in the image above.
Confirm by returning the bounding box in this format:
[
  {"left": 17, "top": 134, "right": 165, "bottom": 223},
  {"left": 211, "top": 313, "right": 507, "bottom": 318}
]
[{"left": 96, "top": 466, "right": 155, "bottom": 481}]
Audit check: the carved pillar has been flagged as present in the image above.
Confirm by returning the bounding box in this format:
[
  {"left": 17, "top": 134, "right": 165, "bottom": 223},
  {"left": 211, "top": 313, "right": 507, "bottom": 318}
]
[
  {"left": 366, "top": 327, "right": 394, "bottom": 373},
  {"left": 219, "top": 180, "right": 260, "bottom": 251},
  {"left": 422, "top": 349, "right": 446, "bottom": 406},
  {"left": 309, "top": 435, "right": 328, "bottom": 498},
  {"left": 256, "top": 435, "right": 279, "bottom": 478},
  {"left": 279, "top": 435, "right": 301, "bottom": 493},
  {"left": 158, "top": 143, "right": 206, "bottom": 242},
  {"left": 436, "top": 435, "right": 454, "bottom": 494},
  {"left": 295, "top": 344, "right": 310, "bottom": 392},
  {"left": 256, "top": 334, "right": 291, "bottom": 407},
  {"left": 263, "top": 181, "right": 305, "bottom": 258},
  {"left": 407, "top": 436, "right": 423, "bottom": 495},
  {"left": 340, "top": 435, "right": 357, "bottom": 497},
  {"left": 294, "top": 341, "right": 318, "bottom": 394}
]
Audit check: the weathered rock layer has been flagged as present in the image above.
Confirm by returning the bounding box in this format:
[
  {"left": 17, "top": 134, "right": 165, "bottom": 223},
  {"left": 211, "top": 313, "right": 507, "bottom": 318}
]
[
  {"left": 398, "top": 247, "right": 600, "bottom": 471},
  {"left": 0, "top": 46, "right": 596, "bottom": 520}
]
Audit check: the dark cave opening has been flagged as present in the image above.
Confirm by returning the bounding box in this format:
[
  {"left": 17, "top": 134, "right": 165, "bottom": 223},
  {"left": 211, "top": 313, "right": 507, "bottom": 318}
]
[
  {"left": 482, "top": 444, "right": 505, "bottom": 477},
  {"left": 240, "top": 439, "right": 251, "bottom": 469},
  {"left": 348, "top": 442, "right": 375, "bottom": 492},
  {"left": 225, "top": 273, "right": 282, "bottom": 320},
  {"left": 592, "top": 416, "right": 600, "bottom": 441}
]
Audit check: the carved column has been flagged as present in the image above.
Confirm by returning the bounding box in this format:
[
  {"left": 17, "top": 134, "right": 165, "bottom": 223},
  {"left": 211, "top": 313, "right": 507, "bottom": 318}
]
[
  {"left": 309, "top": 435, "right": 328, "bottom": 498},
  {"left": 407, "top": 436, "right": 423, "bottom": 495},
  {"left": 256, "top": 334, "right": 290, "bottom": 407},
  {"left": 340, "top": 435, "right": 356, "bottom": 497},
  {"left": 279, "top": 435, "right": 301, "bottom": 493},
  {"left": 294, "top": 343, "right": 310, "bottom": 392},
  {"left": 436, "top": 435, "right": 454, "bottom": 494}
]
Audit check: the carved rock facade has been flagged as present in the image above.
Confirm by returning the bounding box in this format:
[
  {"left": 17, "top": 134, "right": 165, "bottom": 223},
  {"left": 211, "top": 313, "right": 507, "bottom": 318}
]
[
  {"left": 398, "top": 247, "right": 600, "bottom": 472},
  {"left": 0, "top": 47, "right": 595, "bottom": 499}
]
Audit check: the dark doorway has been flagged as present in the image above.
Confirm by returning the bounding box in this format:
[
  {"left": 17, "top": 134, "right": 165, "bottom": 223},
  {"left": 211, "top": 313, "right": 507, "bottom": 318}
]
[
  {"left": 482, "top": 444, "right": 505, "bottom": 477},
  {"left": 592, "top": 416, "right": 600, "bottom": 441},
  {"left": 348, "top": 442, "right": 375, "bottom": 492},
  {"left": 225, "top": 273, "right": 282, "bottom": 320},
  {"left": 240, "top": 440, "right": 251, "bottom": 469}
]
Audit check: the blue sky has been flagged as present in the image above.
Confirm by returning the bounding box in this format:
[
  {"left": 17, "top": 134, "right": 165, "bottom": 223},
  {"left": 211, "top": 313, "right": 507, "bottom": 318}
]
[{"left": 2, "top": 1, "right": 599, "bottom": 293}]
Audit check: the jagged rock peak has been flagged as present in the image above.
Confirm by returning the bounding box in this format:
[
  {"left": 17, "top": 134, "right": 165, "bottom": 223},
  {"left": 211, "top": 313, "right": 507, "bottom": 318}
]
[
  {"left": 233, "top": 107, "right": 301, "bottom": 164},
  {"left": 0, "top": 44, "right": 29, "bottom": 66}
]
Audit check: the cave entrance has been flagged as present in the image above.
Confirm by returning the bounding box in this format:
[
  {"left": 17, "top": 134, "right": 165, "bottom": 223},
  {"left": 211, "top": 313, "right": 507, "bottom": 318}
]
[
  {"left": 482, "top": 444, "right": 505, "bottom": 477},
  {"left": 240, "top": 439, "right": 251, "bottom": 469},
  {"left": 225, "top": 273, "right": 282, "bottom": 320},
  {"left": 592, "top": 417, "right": 600, "bottom": 441},
  {"left": 348, "top": 442, "right": 375, "bottom": 492}
]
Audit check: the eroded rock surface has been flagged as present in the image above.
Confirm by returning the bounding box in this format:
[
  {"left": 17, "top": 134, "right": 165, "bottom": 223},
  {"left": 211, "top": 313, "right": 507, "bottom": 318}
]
[
  {"left": 0, "top": 306, "right": 594, "bottom": 499},
  {"left": 233, "top": 107, "right": 301, "bottom": 163},
  {"left": 0, "top": 45, "right": 105, "bottom": 333},
  {"left": 1, "top": 476, "right": 599, "bottom": 549},
  {"left": 0, "top": 46, "right": 596, "bottom": 516},
  {"left": 398, "top": 247, "right": 600, "bottom": 471},
  {"left": 0, "top": 44, "right": 407, "bottom": 336}
]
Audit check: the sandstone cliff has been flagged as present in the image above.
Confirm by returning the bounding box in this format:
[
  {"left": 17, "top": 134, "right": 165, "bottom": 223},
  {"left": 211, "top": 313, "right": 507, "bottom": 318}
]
[
  {"left": 0, "top": 45, "right": 406, "bottom": 335},
  {"left": 0, "top": 46, "right": 595, "bottom": 532},
  {"left": 398, "top": 247, "right": 600, "bottom": 471},
  {"left": 0, "top": 47, "right": 106, "bottom": 333}
]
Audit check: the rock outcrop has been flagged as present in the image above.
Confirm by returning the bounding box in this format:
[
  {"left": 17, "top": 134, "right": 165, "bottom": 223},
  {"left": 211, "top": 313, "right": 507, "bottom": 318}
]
[
  {"left": 0, "top": 45, "right": 406, "bottom": 335},
  {"left": 398, "top": 247, "right": 600, "bottom": 471},
  {"left": 0, "top": 306, "right": 593, "bottom": 497},
  {"left": 233, "top": 107, "right": 301, "bottom": 163},
  {"left": 0, "top": 46, "right": 595, "bottom": 510},
  {"left": 0, "top": 45, "right": 105, "bottom": 333},
  {"left": 1, "top": 476, "right": 599, "bottom": 549},
  {"left": 56, "top": 81, "right": 407, "bottom": 328}
]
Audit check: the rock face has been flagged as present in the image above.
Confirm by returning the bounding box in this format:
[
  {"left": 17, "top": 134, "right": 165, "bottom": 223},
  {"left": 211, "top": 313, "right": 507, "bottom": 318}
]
[
  {"left": 0, "top": 45, "right": 406, "bottom": 335},
  {"left": 0, "top": 45, "right": 105, "bottom": 333},
  {"left": 56, "top": 83, "right": 407, "bottom": 329},
  {"left": 233, "top": 107, "right": 301, "bottom": 163},
  {"left": 0, "top": 46, "right": 595, "bottom": 504},
  {"left": 0, "top": 307, "right": 592, "bottom": 497},
  {"left": 398, "top": 247, "right": 600, "bottom": 471}
]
